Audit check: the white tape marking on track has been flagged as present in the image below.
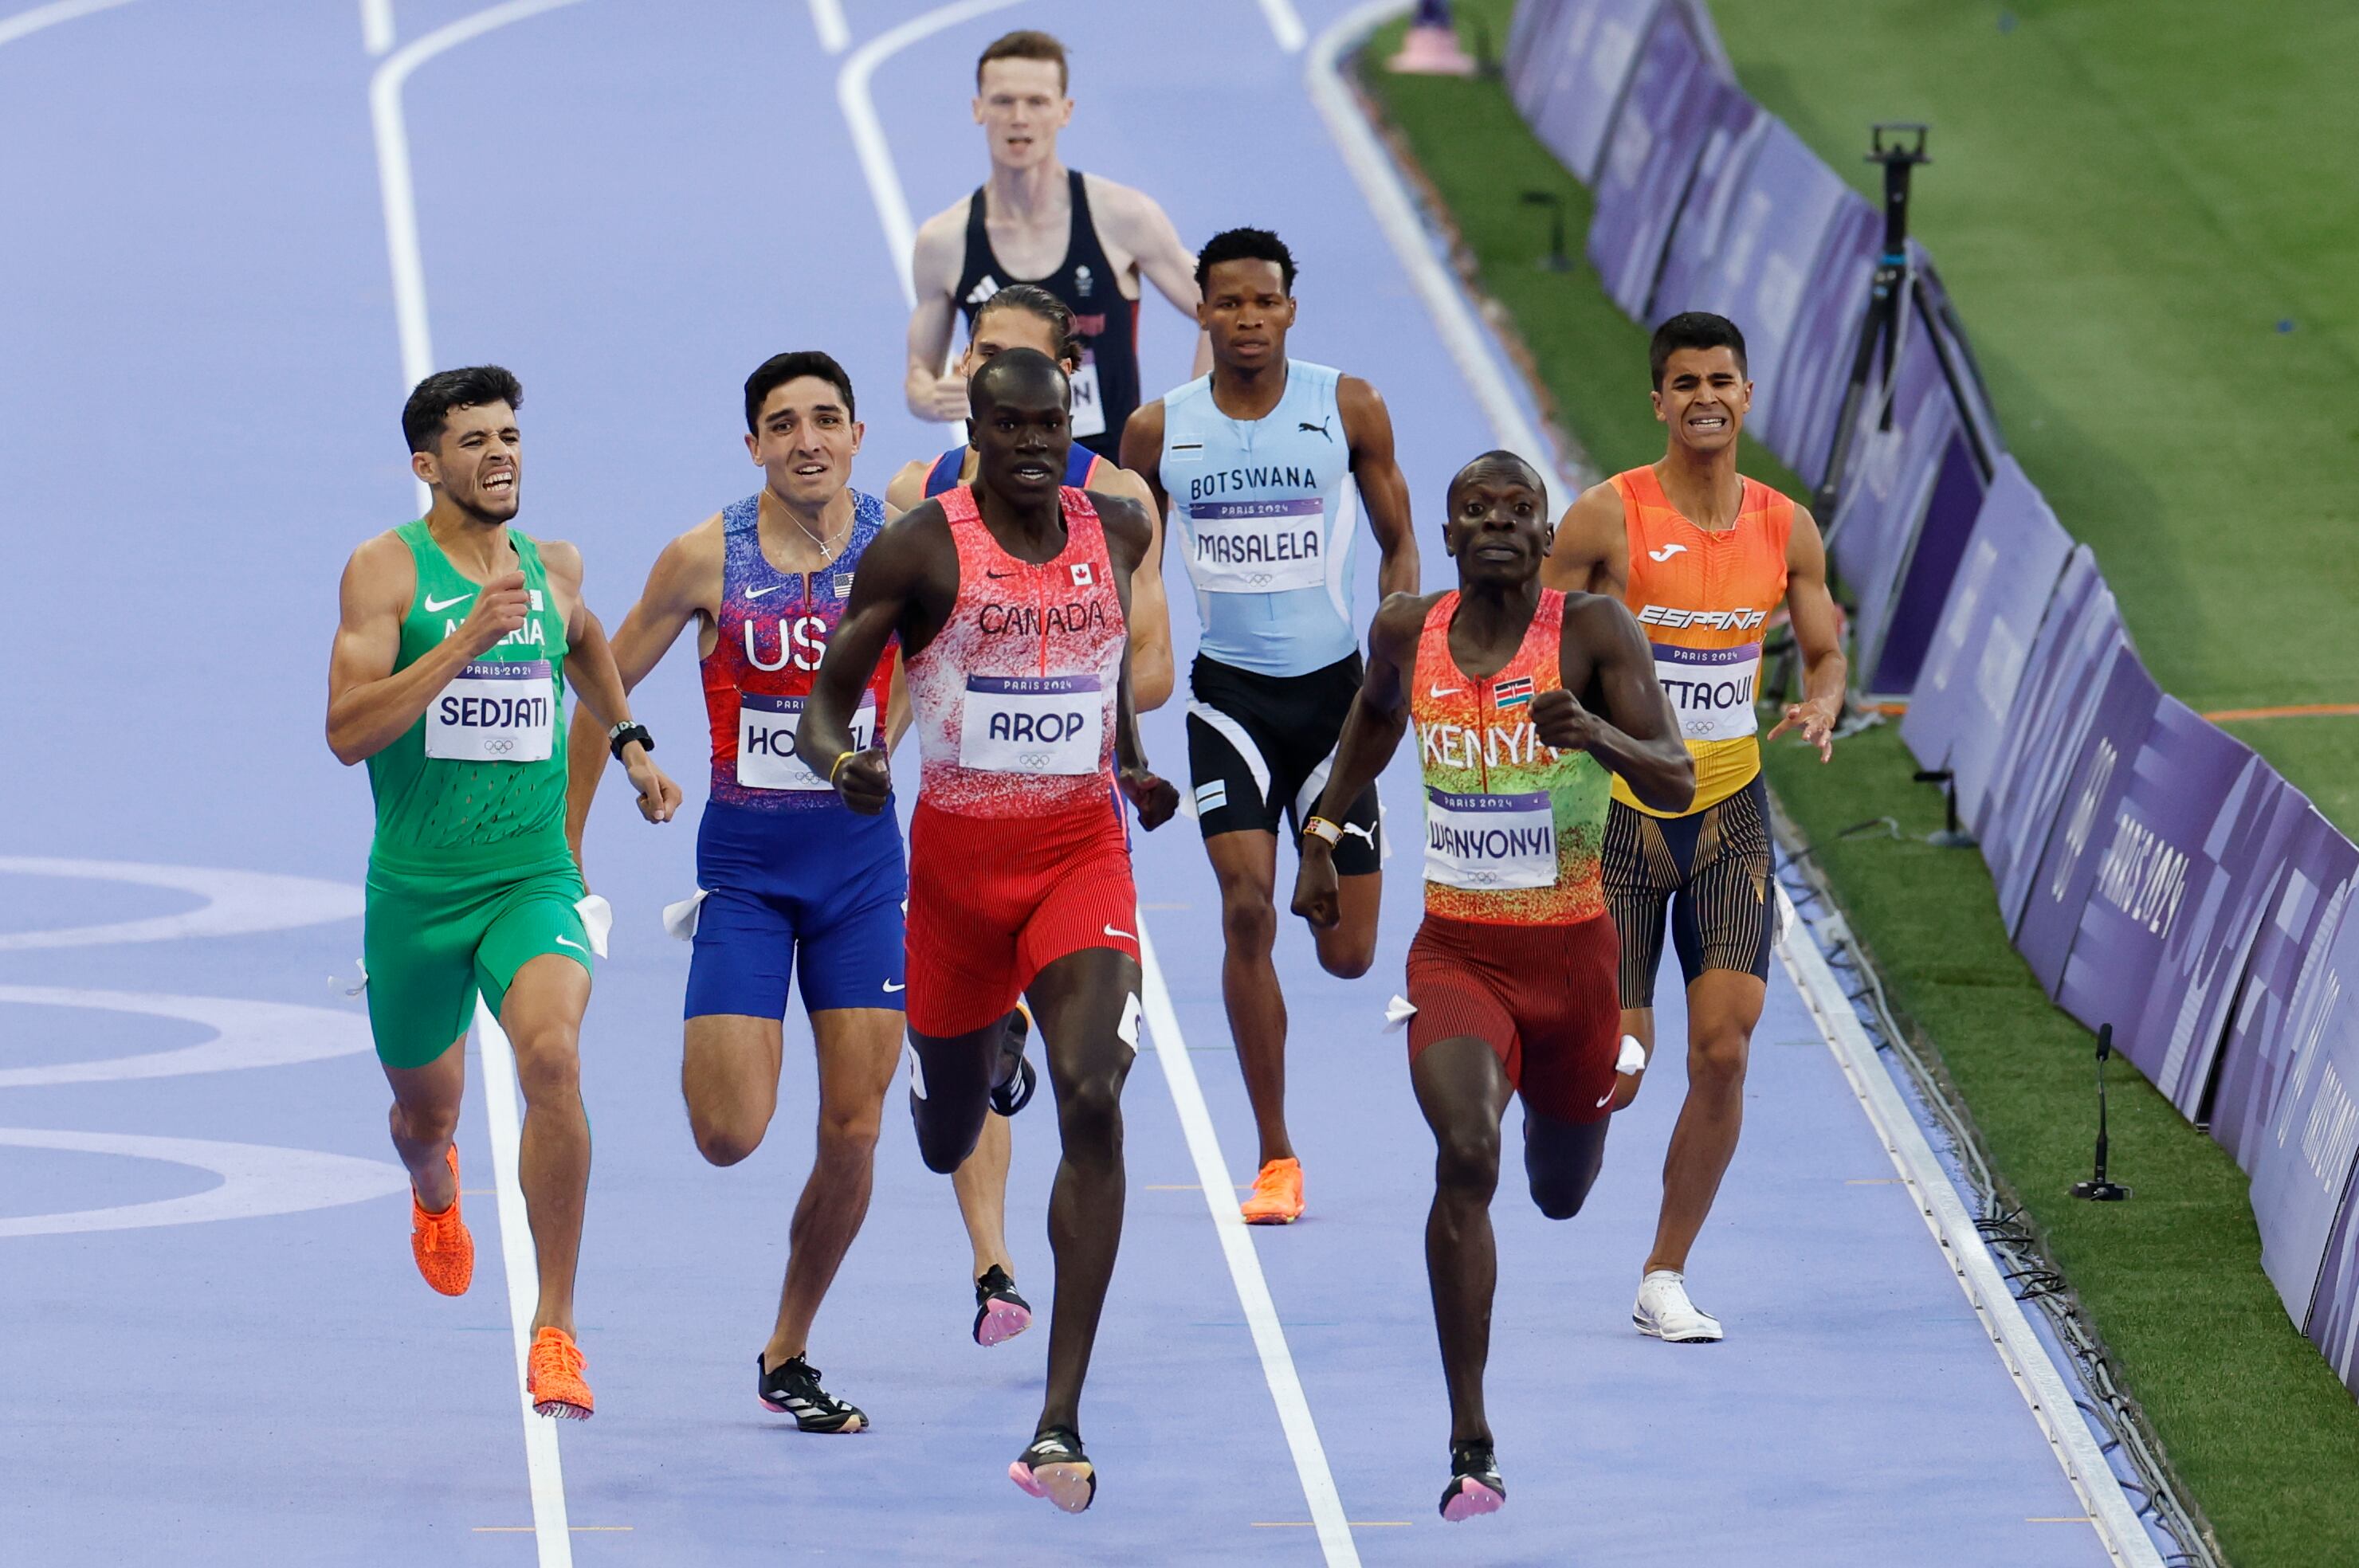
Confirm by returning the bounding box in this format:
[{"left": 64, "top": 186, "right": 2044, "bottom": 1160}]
[
  {"left": 0, "top": 1128, "right": 408, "bottom": 1237},
  {"left": 359, "top": 0, "right": 394, "bottom": 55},
  {"left": 1772, "top": 889, "right": 2163, "bottom": 1568},
  {"left": 1304, "top": 0, "right": 1592, "bottom": 499},
  {"left": 367, "top": 0, "right": 587, "bottom": 513},
  {"left": 474, "top": 998, "right": 575, "bottom": 1567},
  {"left": 1257, "top": 0, "right": 1308, "bottom": 53},
  {"left": 1136, "top": 923, "right": 1363, "bottom": 1568},
  {"left": 805, "top": 0, "right": 848, "bottom": 53},
  {"left": 0, "top": 0, "right": 137, "bottom": 49},
  {"left": 0, "top": 988, "right": 372, "bottom": 1087},
  {"left": 837, "top": 0, "right": 1026, "bottom": 308},
  {"left": 0, "top": 857, "right": 361, "bottom": 951}
]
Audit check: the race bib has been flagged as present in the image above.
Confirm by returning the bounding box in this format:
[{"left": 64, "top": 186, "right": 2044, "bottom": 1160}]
[
  {"left": 1068, "top": 361, "right": 1105, "bottom": 439},
  {"left": 1423, "top": 787, "right": 1556, "bottom": 892},
  {"left": 736, "top": 693, "right": 875, "bottom": 791},
  {"left": 1653, "top": 642, "right": 1761, "bottom": 743},
  {"left": 1185, "top": 499, "right": 1327, "bottom": 594},
  {"left": 958, "top": 674, "right": 1103, "bottom": 774},
  {"left": 426, "top": 659, "right": 554, "bottom": 762}
]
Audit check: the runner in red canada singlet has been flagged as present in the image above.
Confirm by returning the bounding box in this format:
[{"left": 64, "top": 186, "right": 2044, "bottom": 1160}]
[{"left": 798, "top": 348, "right": 1176, "bottom": 1515}]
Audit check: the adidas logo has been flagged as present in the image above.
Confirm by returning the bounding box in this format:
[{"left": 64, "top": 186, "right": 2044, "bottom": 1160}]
[{"left": 966, "top": 275, "right": 1002, "bottom": 307}]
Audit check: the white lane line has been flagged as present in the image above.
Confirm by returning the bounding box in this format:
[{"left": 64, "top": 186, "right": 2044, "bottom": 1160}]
[
  {"left": 1257, "top": 0, "right": 1308, "bottom": 53},
  {"left": 837, "top": 0, "right": 1025, "bottom": 307},
  {"left": 1138, "top": 923, "right": 1363, "bottom": 1568},
  {"left": 475, "top": 999, "right": 575, "bottom": 1566},
  {"left": 1773, "top": 889, "right": 2162, "bottom": 1568},
  {"left": 367, "top": 0, "right": 587, "bottom": 512},
  {"left": 361, "top": 6, "right": 583, "bottom": 1555},
  {"left": 0, "top": 1127, "right": 408, "bottom": 1237},
  {"left": 1304, "top": 0, "right": 1592, "bottom": 501},
  {"left": 805, "top": 0, "right": 848, "bottom": 54},
  {"left": 0, "top": 989, "right": 372, "bottom": 1087},
  {"left": 0, "top": 0, "right": 136, "bottom": 49},
  {"left": 0, "top": 857, "right": 362, "bottom": 951},
  {"left": 359, "top": 0, "right": 394, "bottom": 56}
]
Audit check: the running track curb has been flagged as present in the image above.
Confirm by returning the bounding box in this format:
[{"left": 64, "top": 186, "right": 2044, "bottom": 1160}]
[{"left": 1772, "top": 887, "right": 2165, "bottom": 1568}]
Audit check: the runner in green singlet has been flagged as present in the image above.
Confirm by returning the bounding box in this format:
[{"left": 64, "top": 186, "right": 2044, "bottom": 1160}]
[{"left": 326, "top": 365, "right": 681, "bottom": 1420}]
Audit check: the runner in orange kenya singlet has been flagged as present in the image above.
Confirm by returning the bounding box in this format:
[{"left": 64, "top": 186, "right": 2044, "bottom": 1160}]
[
  {"left": 1297, "top": 452, "right": 1692, "bottom": 1523},
  {"left": 1543, "top": 312, "right": 1847, "bottom": 1345},
  {"left": 798, "top": 349, "right": 1177, "bottom": 1515}
]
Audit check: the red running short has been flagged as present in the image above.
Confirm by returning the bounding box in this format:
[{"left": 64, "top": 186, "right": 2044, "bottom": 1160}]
[
  {"left": 1406, "top": 910, "right": 1621, "bottom": 1124},
  {"left": 905, "top": 796, "right": 1139, "bottom": 1036}
]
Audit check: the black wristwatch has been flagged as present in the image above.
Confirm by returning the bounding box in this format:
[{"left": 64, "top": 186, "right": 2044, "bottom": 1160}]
[{"left": 607, "top": 721, "right": 654, "bottom": 761}]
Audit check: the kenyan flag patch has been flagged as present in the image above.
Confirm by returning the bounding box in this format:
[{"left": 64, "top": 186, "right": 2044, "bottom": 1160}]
[{"left": 1493, "top": 676, "right": 1535, "bottom": 710}]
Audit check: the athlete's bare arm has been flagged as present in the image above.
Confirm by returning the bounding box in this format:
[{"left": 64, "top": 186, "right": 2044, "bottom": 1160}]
[
  {"left": 906, "top": 206, "right": 975, "bottom": 424},
  {"left": 1290, "top": 591, "right": 1436, "bottom": 929},
  {"left": 1764, "top": 503, "right": 1847, "bottom": 761},
  {"left": 541, "top": 538, "right": 680, "bottom": 829},
  {"left": 1119, "top": 399, "right": 1171, "bottom": 531},
  {"left": 326, "top": 532, "right": 520, "bottom": 766},
  {"left": 885, "top": 456, "right": 936, "bottom": 518},
  {"left": 1092, "top": 492, "right": 1180, "bottom": 829},
  {"left": 1539, "top": 481, "right": 1629, "bottom": 598},
  {"left": 1085, "top": 174, "right": 1212, "bottom": 376},
  {"left": 1340, "top": 377, "right": 1419, "bottom": 598},
  {"left": 563, "top": 523, "right": 717, "bottom": 853},
  {"left": 1541, "top": 594, "right": 1694, "bottom": 813},
  {"left": 800, "top": 502, "right": 961, "bottom": 814},
  {"left": 1089, "top": 463, "right": 1173, "bottom": 712}
]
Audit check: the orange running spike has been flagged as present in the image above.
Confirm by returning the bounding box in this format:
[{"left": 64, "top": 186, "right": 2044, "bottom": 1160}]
[
  {"left": 527, "top": 1327, "right": 594, "bottom": 1420},
  {"left": 1240, "top": 1158, "right": 1305, "bottom": 1225},
  {"left": 410, "top": 1145, "right": 473, "bottom": 1297}
]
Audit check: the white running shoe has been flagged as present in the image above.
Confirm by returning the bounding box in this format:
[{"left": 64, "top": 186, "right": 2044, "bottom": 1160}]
[{"left": 1633, "top": 1269, "right": 1723, "bottom": 1343}]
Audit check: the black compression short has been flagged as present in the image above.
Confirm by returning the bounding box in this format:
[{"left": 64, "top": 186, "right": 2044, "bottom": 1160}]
[
  {"left": 1602, "top": 772, "right": 1780, "bottom": 1007},
  {"left": 1184, "top": 653, "right": 1382, "bottom": 876}
]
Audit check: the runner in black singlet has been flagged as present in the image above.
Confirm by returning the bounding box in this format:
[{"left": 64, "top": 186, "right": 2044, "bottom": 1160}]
[{"left": 905, "top": 29, "right": 1207, "bottom": 462}]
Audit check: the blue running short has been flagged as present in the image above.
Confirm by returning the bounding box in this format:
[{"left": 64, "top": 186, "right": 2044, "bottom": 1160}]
[{"left": 685, "top": 798, "right": 908, "bottom": 1019}]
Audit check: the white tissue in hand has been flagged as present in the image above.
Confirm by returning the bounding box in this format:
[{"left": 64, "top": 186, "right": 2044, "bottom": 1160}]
[
  {"left": 574, "top": 893, "right": 614, "bottom": 958},
  {"left": 1384, "top": 994, "right": 1419, "bottom": 1031},
  {"left": 1616, "top": 1033, "right": 1647, "bottom": 1076},
  {"left": 662, "top": 888, "right": 710, "bottom": 942}
]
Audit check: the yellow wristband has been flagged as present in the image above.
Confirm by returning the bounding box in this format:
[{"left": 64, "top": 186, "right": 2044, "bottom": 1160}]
[
  {"left": 827, "top": 750, "right": 857, "bottom": 783},
  {"left": 1301, "top": 815, "right": 1345, "bottom": 847}
]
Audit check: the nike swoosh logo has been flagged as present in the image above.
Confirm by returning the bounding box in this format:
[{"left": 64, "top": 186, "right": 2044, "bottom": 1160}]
[
  {"left": 882, "top": 981, "right": 905, "bottom": 993},
  {"left": 1596, "top": 1088, "right": 1616, "bottom": 1108},
  {"left": 986, "top": 570, "right": 1017, "bottom": 578},
  {"left": 1647, "top": 544, "right": 1688, "bottom": 563},
  {"left": 555, "top": 935, "right": 587, "bottom": 952},
  {"left": 1103, "top": 925, "right": 1135, "bottom": 940},
  {"left": 423, "top": 592, "right": 473, "bottom": 612},
  {"left": 747, "top": 582, "right": 789, "bottom": 599},
  {"left": 1430, "top": 685, "right": 1462, "bottom": 699}
]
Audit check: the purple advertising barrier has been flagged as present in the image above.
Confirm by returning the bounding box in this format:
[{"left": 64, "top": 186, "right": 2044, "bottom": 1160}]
[
  {"left": 1865, "top": 428, "right": 1988, "bottom": 695},
  {"left": 1766, "top": 194, "right": 1877, "bottom": 492},
  {"left": 1586, "top": 8, "right": 1714, "bottom": 318},
  {"left": 2215, "top": 806, "right": 2359, "bottom": 1171},
  {"left": 1648, "top": 92, "right": 1768, "bottom": 327},
  {"left": 2248, "top": 896, "right": 2359, "bottom": 1328},
  {"left": 1976, "top": 552, "right": 2114, "bottom": 922},
  {"left": 2053, "top": 698, "right": 2268, "bottom": 1086},
  {"left": 1897, "top": 459, "right": 2072, "bottom": 825},
  {"left": 1508, "top": 0, "right": 1584, "bottom": 119},
  {"left": 2013, "top": 645, "right": 2160, "bottom": 997},
  {"left": 1524, "top": 0, "right": 1660, "bottom": 185},
  {"left": 2303, "top": 1154, "right": 2359, "bottom": 1396},
  {"left": 1827, "top": 316, "right": 1960, "bottom": 692}
]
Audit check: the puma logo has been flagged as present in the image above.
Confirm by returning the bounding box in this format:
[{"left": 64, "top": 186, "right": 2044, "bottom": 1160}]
[{"left": 1297, "top": 418, "right": 1333, "bottom": 441}]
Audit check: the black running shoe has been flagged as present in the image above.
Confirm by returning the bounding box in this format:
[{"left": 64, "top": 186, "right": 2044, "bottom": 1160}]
[
  {"left": 990, "top": 1005, "right": 1038, "bottom": 1118},
  {"left": 756, "top": 1354, "right": 867, "bottom": 1433},
  {"left": 972, "top": 1264, "right": 1034, "bottom": 1347},
  {"left": 1010, "top": 1425, "right": 1096, "bottom": 1513},
  {"left": 1439, "top": 1439, "right": 1505, "bottom": 1522}
]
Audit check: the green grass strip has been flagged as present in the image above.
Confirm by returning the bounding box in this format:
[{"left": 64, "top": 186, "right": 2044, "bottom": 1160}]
[{"left": 1360, "top": 4, "right": 2359, "bottom": 1562}]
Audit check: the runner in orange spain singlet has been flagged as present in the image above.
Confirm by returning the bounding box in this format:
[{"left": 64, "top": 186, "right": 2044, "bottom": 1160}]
[
  {"left": 796, "top": 349, "right": 1177, "bottom": 1515},
  {"left": 1543, "top": 312, "right": 1848, "bottom": 1346},
  {"left": 1296, "top": 452, "right": 1692, "bottom": 1524}
]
